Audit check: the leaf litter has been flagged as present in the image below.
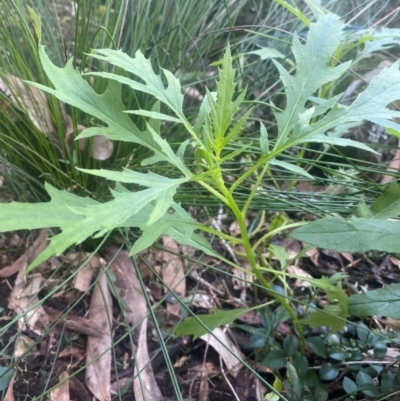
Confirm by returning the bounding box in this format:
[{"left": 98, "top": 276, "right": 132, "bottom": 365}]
[{"left": 85, "top": 268, "right": 113, "bottom": 401}]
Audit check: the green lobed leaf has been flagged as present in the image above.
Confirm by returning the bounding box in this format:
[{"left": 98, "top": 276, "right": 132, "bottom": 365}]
[
  {"left": 272, "top": 14, "right": 351, "bottom": 147},
  {"left": 348, "top": 283, "right": 400, "bottom": 318},
  {"left": 27, "top": 47, "right": 185, "bottom": 171},
  {"left": 26, "top": 184, "right": 181, "bottom": 269},
  {"left": 0, "top": 181, "right": 218, "bottom": 271},
  {"left": 363, "top": 28, "right": 400, "bottom": 55},
  {"left": 125, "top": 109, "right": 182, "bottom": 123},
  {"left": 85, "top": 48, "right": 185, "bottom": 119},
  {"left": 309, "top": 93, "right": 343, "bottom": 118},
  {"left": 127, "top": 202, "right": 218, "bottom": 257},
  {"left": 296, "top": 135, "right": 378, "bottom": 154},
  {"left": 295, "top": 60, "right": 400, "bottom": 144},
  {"left": 270, "top": 14, "right": 400, "bottom": 157},
  {"left": 259, "top": 122, "right": 269, "bottom": 154},
  {"left": 247, "top": 47, "right": 284, "bottom": 60},
  {"left": 270, "top": 159, "right": 314, "bottom": 179},
  {"left": 210, "top": 46, "right": 240, "bottom": 145},
  {"left": 0, "top": 182, "right": 98, "bottom": 232},
  {"left": 290, "top": 216, "right": 400, "bottom": 253},
  {"left": 77, "top": 168, "right": 185, "bottom": 187}
]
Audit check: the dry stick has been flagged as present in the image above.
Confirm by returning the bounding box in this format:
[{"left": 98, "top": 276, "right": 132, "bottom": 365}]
[
  {"left": 116, "top": 0, "right": 129, "bottom": 49},
  {"left": 371, "top": 6, "right": 400, "bottom": 27},
  {"left": 347, "top": 0, "right": 381, "bottom": 25},
  {"left": 219, "top": 355, "right": 241, "bottom": 401},
  {"left": 189, "top": 341, "right": 211, "bottom": 400}
]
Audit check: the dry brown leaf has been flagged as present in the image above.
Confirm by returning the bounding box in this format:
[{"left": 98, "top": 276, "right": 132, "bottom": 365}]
[
  {"left": 305, "top": 248, "right": 319, "bottom": 266},
  {"left": 236, "top": 310, "right": 260, "bottom": 325},
  {"left": 197, "top": 369, "right": 209, "bottom": 401},
  {"left": 68, "top": 376, "right": 92, "bottom": 401},
  {"left": 110, "top": 377, "right": 133, "bottom": 395},
  {"left": 107, "top": 249, "right": 147, "bottom": 330},
  {"left": 45, "top": 306, "right": 107, "bottom": 338},
  {"left": 0, "top": 73, "right": 55, "bottom": 135},
  {"left": 341, "top": 252, "right": 354, "bottom": 263},
  {"left": 286, "top": 265, "right": 313, "bottom": 288},
  {"left": 74, "top": 264, "right": 95, "bottom": 293},
  {"left": 50, "top": 372, "right": 70, "bottom": 401},
  {"left": 85, "top": 270, "right": 113, "bottom": 401},
  {"left": 58, "top": 345, "right": 86, "bottom": 363},
  {"left": 279, "top": 238, "right": 302, "bottom": 258},
  {"left": 92, "top": 135, "right": 114, "bottom": 160},
  {"left": 162, "top": 237, "right": 186, "bottom": 317},
  {"left": 70, "top": 253, "right": 103, "bottom": 292},
  {"left": 8, "top": 232, "right": 50, "bottom": 334},
  {"left": 389, "top": 256, "right": 400, "bottom": 269},
  {"left": 133, "top": 318, "right": 164, "bottom": 401},
  {"left": 232, "top": 263, "right": 252, "bottom": 290},
  {"left": 64, "top": 115, "right": 86, "bottom": 150},
  {"left": 0, "top": 230, "right": 48, "bottom": 278},
  {"left": 8, "top": 273, "right": 49, "bottom": 334},
  {"left": 14, "top": 335, "right": 36, "bottom": 359},
  {"left": 3, "top": 372, "right": 16, "bottom": 401},
  {"left": 200, "top": 328, "right": 244, "bottom": 378}
]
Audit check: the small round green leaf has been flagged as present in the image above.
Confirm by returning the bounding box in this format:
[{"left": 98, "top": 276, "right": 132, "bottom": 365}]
[
  {"left": 342, "top": 377, "right": 358, "bottom": 395},
  {"left": 320, "top": 363, "right": 339, "bottom": 381},
  {"left": 262, "top": 350, "right": 286, "bottom": 369},
  {"left": 327, "top": 333, "right": 340, "bottom": 346},
  {"left": 329, "top": 348, "right": 346, "bottom": 362},
  {"left": 381, "top": 372, "right": 400, "bottom": 391},
  {"left": 356, "top": 371, "right": 379, "bottom": 398},
  {"left": 307, "top": 337, "right": 327, "bottom": 358},
  {"left": 373, "top": 343, "right": 387, "bottom": 359},
  {"left": 356, "top": 323, "right": 369, "bottom": 343},
  {"left": 292, "top": 352, "right": 309, "bottom": 377},
  {"left": 350, "top": 350, "right": 364, "bottom": 361},
  {"left": 283, "top": 335, "right": 299, "bottom": 357},
  {"left": 302, "top": 369, "right": 319, "bottom": 387}
]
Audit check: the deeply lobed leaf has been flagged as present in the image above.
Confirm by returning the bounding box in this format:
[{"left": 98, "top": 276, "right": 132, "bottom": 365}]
[
  {"left": 273, "top": 13, "right": 351, "bottom": 147},
  {"left": 27, "top": 47, "right": 187, "bottom": 171},
  {"left": 0, "top": 183, "right": 216, "bottom": 271}
]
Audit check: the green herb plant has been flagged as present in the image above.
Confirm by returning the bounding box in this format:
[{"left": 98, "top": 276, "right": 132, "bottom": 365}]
[{"left": 3, "top": 10, "right": 400, "bottom": 346}]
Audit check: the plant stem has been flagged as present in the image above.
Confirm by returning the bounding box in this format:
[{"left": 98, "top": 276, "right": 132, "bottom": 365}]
[{"left": 223, "top": 189, "right": 306, "bottom": 352}]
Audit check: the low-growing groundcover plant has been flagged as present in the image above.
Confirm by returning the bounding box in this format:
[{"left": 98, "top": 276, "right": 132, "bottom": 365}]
[{"left": 3, "top": 7, "right": 400, "bottom": 400}]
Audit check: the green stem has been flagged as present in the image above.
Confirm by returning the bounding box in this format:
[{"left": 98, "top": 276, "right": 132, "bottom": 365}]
[
  {"left": 251, "top": 221, "right": 308, "bottom": 254},
  {"left": 197, "top": 224, "right": 243, "bottom": 244},
  {"left": 197, "top": 180, "right": 230, "bottom": 206},
  {"left": 242, "top": 161, "right": 270, "bottom": 216},
  {"left": 223, "top": 190, "right": 305, "bottom": 352}
]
